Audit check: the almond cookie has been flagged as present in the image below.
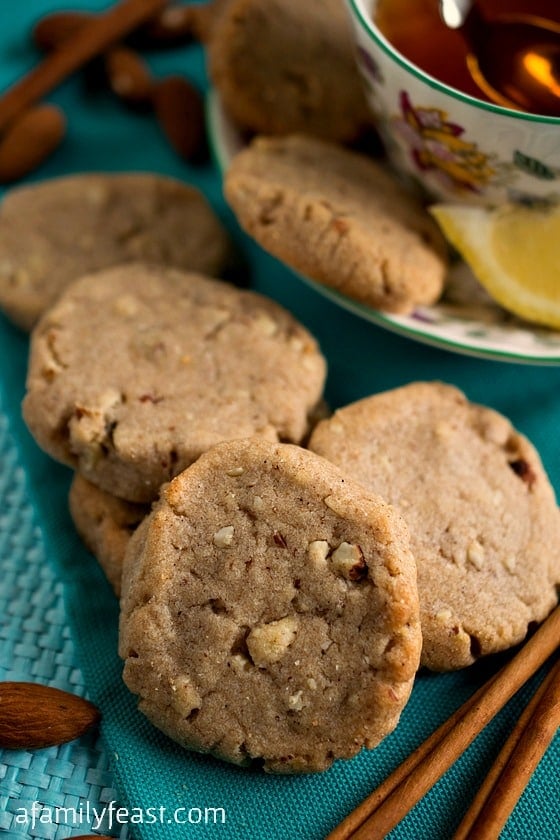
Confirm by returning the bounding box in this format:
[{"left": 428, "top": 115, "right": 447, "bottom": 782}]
[
  {"left": 207, "top": 0, "right": 370, "bottom": 142},
  {"left": 119, "top": 438, "right": 421, "bottom": 773},
  {"left": 225, "top": 135, "right": 448, "bottom": 313},
  {"left": 0, "top": 172, "right": 235, "bottom": 331},
  {"left": 69, "top": 474, "right": 148, "bottom": 596},
  {"left": 309, "top": 382, "right": 560, "bottom": 671},
  {"left": 23, "top": 264, "right": 326, "bottom": 503}
]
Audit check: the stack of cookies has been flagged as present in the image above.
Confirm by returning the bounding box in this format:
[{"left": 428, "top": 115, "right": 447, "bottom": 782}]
[
  {"left": 16, "top": 188, "right": 424, "bottom": 770},
  {"left": 4, "top": 168, "right": 559, "bottom": 773},
  {"left": 0, "top": 169, "right": 412, "bottom": 771}
]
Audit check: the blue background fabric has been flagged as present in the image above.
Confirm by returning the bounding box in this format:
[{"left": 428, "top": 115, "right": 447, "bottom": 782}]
[{"left": 0, "top": 2, "right": 559, "bottom": 838}]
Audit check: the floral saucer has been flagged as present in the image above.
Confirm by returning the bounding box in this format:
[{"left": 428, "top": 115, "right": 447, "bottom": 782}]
[{"left": 206, "top": 90, "right": 560, "bottom": 365}]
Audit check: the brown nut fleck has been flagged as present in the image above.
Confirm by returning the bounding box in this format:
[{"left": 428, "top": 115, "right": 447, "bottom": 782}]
[
  {"left": 331, "top": 217, "right": 350, "bottom": 235},
  {"left": 508, "top": 458, "right": 537, "bottom": 488},
  {"left": 273, "top": 531, "right": 288, "bottom": 548},
  {"left": 138, "top": 393, "right": 163, "bottom": 404}
]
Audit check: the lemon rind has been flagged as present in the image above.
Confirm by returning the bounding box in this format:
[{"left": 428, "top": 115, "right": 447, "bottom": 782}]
[{"left": 430, "top": 204, "right": 560, "bottom": 330}]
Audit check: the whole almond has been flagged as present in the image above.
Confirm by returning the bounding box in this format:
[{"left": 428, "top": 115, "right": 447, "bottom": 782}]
[
  {"left": 105, "top": 46, "right": 154, "bottom": 105},
  {"left": 0, "top": 104, "right": 66, "bottom": 184},
  {"left": 0, "top": 681, "right": 101, "bottom": 749},
  {"left": 33, "top": 11, "right": 94, "bottom": 51},
  {"left": 153, "top": 75, "right": 206, "bottom": 162}
]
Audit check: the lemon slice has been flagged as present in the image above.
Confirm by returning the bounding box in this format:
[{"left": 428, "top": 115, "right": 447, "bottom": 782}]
[{"left": 430, "top": 202, "right": 560, "bottom": 329}]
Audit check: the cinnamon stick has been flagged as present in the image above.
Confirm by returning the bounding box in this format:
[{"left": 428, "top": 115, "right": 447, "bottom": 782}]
[
  {"left": 459, "top": 656, "right": 560, "bottom": 840},
  {"left": 325, "top": 675, "right": 498, "bottom": 840},
  {"left": 453, "top": 658, "right": 559, "bottom": 839},
  {"left": 0, "top": 0, "right": 167, "bottom": 133},
  {"left": 328, "top": 605, "right": 560, "bottom": 840}
]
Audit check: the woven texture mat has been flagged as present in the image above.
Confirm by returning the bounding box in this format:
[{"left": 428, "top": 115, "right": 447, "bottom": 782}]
[{"left": 0, "top": 406, "right": 126, "bottom": 839}]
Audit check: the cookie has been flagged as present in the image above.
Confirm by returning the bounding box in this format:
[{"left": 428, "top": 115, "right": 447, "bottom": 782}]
[
  {"left": 309, "top": 382, "right": 560, "bottom": 671},
  {"left": 0, "top": 172, "right": 235, "bottom": 331},
  {"left": 225, "top": 135, "right": 448, "bottom": 313},
  {"left": 23, "top": 264, "right": 327, "bottom": 503},
  {"left": 69, "top": 474, "right": 148, "bottom": 596},
  {"left": 119, "top": 437, "right": 421, "bottom": 773},
  {"left": 207, "top": 0, "right": 370, "bottom": 142}
]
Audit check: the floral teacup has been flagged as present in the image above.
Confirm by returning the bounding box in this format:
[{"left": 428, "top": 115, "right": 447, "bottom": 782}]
[{"left": 345, "top": 0, "right": 560, "bottom": 207}]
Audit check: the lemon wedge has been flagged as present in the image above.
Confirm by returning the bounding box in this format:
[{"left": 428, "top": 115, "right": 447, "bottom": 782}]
[{"left": 430, "top": 202, "right": 560, "bottom": 328}]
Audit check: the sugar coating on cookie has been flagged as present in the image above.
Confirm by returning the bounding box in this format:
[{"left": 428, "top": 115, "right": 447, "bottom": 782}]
[
  {"left": 23, "top": 264, "right": 327, "bottom": 503},
  {"left": 0, "top": 172, "right": 234, "bottom": 331},
  {"left": 69, "top": 474, "right": 148, "bottom": 596},
  {"left": 225, "top": 134, "right": 448, "bottom": 313},
  {"left": 309, "top": 382, "right": 560, "bottom": 671},
  {"left": 207, "top": 0, "right": 370, "bottom": 142},
  {"left": 119, "top": 438, "right": 421, "bottom": 773}
]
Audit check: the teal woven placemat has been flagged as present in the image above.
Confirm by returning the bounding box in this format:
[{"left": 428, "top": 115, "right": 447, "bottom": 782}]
[
  {"left": 1, "top": 2, "right": 559, "bottom": 839},
  {"left": 0, "top": 401, "right": 127, "bottom": 839}
]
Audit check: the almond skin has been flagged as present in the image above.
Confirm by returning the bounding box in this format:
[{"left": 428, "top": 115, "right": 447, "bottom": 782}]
[
  {"left": 153, "top": 75, "right": 206, "bottom": 162},
  {"left": 0, "top": 681, "right": 101, "bottom": 750},
  {"left": 0, "top": 104, "right": 66, "bottom": 184},
  {"left": 105, "top": 46, "right": 154, "bottom": 105},
  {"left": 137, "top": 4, "right": 197, "bottom": 46}
]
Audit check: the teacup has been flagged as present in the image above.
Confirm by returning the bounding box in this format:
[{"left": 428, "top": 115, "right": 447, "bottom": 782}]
[{"left": 345, "top": 0, "right": 560, "bottom": 207}]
